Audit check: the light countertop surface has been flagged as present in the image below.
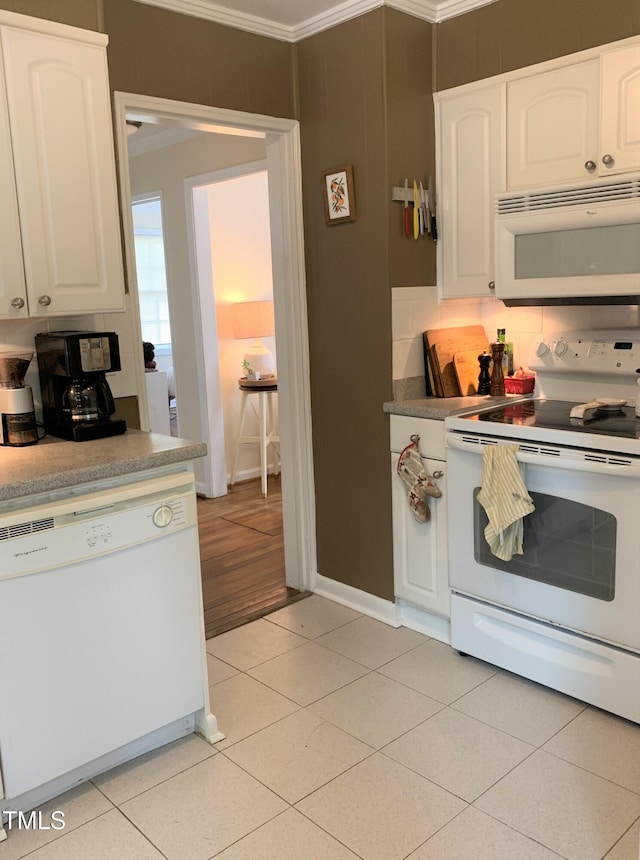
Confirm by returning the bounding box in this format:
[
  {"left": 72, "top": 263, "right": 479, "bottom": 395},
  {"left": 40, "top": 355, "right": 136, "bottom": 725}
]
[
  {"left": 0, "top": 429, "right": 207, "bottom": 503},
  {"left": 383, "top": 394, "right": 528, "bottom": 420}
]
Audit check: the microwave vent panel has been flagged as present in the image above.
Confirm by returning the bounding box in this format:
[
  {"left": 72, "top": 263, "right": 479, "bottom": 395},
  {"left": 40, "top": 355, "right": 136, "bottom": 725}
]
[{"left": 496, "top": 178, "right": 640, "bottom": 214}]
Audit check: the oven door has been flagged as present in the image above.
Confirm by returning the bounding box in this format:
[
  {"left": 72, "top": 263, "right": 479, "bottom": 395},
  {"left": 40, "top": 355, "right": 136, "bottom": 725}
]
[{"left": 446, "top": 432, "right": 640, "bottom": 651}]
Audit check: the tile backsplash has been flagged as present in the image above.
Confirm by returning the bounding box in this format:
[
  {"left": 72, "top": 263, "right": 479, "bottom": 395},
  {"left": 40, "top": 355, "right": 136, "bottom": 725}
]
[{"left": 392, "top": 287, "right": 640, "bottom": 384}]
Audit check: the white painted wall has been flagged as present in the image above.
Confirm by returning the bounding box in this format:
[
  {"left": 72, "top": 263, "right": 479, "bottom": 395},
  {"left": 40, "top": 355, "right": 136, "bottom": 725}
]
[
  {"left": 205, "top": 170, "right": 276, "bottom": 478},
  {"left": 392, "top": 287, "right": 640, "bottom": 384},
  {"left": 124, "top": 130, "right": 267, "bottom": 484}
]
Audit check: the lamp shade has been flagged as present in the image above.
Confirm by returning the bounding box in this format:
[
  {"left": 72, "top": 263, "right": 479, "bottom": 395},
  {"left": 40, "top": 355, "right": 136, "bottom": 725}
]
[
  {"left": 230, "top": 300, "right": 276, "bottom": 377},
  {"left": 231, "top": 301, "right": 275, "bottom": 340}
]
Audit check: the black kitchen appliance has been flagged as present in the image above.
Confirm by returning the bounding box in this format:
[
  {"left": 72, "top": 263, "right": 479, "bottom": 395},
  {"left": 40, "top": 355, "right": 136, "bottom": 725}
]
[{"left": 35, "top": 331, "right": 127, "bottom": 442}]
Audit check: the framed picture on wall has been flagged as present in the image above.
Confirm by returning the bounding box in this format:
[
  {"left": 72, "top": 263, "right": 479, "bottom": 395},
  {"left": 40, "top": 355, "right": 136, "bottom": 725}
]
[{"left": 322, "top": 165, "right": 356, "bottom": 225}]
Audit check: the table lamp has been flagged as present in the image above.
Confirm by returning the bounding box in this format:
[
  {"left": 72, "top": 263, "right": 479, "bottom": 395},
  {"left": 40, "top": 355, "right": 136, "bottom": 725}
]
[{"left": 231, "top": 300, "right": 276, "bottom": 377}]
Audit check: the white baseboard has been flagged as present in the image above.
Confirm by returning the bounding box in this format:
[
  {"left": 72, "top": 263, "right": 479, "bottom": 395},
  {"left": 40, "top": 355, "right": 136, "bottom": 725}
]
[
  {"left": 228, "top": 465, "right": 278, "bottom": 484},
  {"left": 312, "top": 573, "right": 400, "bottom": 627},
  {"left": 309, "top": 578, "right": 452, "bottom": 644},
  {"left": 396, "top": 599, "right": 451, "bottom": 644},
  {"left": 196, "top": 465, "right": 278, "bottom": 497}
]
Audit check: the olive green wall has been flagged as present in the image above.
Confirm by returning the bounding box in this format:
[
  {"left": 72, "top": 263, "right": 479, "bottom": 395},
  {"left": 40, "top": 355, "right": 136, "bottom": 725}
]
[
  {"left": 298, "top": 10, "right": 393, "bottom": 599},
  {"left": 386, "top": 10, "right": 436, "bottom": 288},
  {"left": 297, "top": 8, "right": 435, "bottom": 600},
  {"left": 102, "top": 0, "right": 295, "bottom": 118},
  {"left": 0, "top": 0, "right": 101, "bottom": 29},
  {"left": 436, "top": 0, "right": 640, "bottom": 91}
]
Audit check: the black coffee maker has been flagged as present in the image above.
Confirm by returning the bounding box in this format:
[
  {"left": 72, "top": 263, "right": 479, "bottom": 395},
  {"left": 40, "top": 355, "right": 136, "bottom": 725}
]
[{"left": 35, "top": 331, "right": 127, "bottom": 442}]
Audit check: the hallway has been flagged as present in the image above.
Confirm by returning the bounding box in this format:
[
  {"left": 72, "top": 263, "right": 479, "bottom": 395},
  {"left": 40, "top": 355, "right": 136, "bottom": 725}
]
[{"left": 197, "top": 476, "right": 305, "bottom": 638}]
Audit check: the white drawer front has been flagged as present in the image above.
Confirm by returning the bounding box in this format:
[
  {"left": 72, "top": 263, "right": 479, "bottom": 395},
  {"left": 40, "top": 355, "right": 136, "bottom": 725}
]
[{"left": 390, "top": 415, "right": 445, "bottom": 460}]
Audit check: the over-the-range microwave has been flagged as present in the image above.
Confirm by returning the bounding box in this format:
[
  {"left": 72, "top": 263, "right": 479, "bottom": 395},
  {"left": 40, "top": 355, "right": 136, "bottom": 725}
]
[{"left": 494, "top": 176, "right": 640, "bottom": 306}]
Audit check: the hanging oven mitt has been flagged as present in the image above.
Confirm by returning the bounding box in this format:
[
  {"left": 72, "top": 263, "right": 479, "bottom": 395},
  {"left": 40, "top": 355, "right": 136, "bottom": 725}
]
[
  {"left": 476, "top": 443, "right": 535, "bottom": 561},
  {"left": 397, "top": 441, "right": 442, "bottom": 524}
]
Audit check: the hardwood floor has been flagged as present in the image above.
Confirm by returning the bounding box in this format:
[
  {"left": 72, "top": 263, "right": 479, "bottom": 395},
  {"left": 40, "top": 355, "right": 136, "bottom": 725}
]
[{"left": 197, "top": 475, "right": 306, "bottom": 638}]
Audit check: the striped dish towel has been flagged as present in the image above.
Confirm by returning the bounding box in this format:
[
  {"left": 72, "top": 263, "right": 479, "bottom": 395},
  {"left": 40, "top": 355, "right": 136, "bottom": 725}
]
[{"left": 476, "top": 444, "right": 535, "bottom": 561}]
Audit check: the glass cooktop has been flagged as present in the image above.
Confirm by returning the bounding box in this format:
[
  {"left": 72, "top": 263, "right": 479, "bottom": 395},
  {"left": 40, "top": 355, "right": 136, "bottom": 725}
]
[{"left": 462, "top": 399, "right": 640, "bottom": 440}]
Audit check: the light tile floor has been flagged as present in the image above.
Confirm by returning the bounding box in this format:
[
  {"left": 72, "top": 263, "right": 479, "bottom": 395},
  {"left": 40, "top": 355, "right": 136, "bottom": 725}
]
[{"left": 4, "top": 595, "right": 640, "bottom": 860}]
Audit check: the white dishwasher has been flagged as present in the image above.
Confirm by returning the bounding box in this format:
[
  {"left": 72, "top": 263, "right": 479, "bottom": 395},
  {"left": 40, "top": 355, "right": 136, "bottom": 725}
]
[{"left": 0, "top": 469, "right": 219, "bottom": 817}]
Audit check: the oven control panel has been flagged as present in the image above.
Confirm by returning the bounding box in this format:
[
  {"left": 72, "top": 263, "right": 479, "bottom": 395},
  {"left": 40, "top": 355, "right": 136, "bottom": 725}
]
[{"left": 529, "top": 331, "right": 640, "bottom": 375}]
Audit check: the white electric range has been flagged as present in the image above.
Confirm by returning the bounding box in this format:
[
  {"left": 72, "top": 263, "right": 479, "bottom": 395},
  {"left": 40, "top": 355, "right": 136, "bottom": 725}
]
[{"left": 444, "top": 330, "right": 640, "bottom": 723}]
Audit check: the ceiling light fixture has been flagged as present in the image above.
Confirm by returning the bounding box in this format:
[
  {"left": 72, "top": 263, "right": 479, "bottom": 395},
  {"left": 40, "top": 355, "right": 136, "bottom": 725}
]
[{"left": 126, "top": 120, "right": 143, "bottom": 136}]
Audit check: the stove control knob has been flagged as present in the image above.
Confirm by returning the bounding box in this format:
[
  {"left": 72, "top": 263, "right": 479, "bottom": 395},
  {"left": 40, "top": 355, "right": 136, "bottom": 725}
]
[
  {"left": 553, "top": 340, "right": 568, "bottom": 357},
  {"left": 535, "top": 340, "right": 550, "bottom": 357},
  {"left": 152, "top": 504, "right": 174, "bottom": 528}
]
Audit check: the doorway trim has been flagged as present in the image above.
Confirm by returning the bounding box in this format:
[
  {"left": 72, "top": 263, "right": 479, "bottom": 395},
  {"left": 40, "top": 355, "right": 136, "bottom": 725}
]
[{"left": 113, "top": 92, "right": 316, "bottom": 594}]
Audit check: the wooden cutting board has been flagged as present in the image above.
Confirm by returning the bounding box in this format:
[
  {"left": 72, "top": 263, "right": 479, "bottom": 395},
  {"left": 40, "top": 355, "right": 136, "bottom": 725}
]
[
  {"left": 453, "top": 348, "right": 489, "bottom": 396},
  {"left": 425, "top": 326, "right": 488, "bottom": 397}
]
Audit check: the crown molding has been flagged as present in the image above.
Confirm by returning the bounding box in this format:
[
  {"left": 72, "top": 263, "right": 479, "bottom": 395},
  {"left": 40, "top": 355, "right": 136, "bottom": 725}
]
[
  {"left": 133, "top": 0, "right": 296, "bottom": 41},
  {"left": 133, "top": 0, "right": 497, "bottom": 41},
  {"left": 430, "top": 0, "right": 496, "bottom": 22},
  {"left": 292, "top": 0, "right": 382, "bottom": 40}
]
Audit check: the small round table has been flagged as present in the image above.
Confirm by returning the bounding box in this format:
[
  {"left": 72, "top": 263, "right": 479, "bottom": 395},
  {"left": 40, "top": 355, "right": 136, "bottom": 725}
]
[{"left": 229, "top": 378, "right": 279, "bottom": 498}]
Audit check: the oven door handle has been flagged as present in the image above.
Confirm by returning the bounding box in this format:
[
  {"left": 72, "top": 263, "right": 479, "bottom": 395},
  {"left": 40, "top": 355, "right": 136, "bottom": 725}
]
[{"left": 446, "top": 433, "right": 640, "bottom": 478}]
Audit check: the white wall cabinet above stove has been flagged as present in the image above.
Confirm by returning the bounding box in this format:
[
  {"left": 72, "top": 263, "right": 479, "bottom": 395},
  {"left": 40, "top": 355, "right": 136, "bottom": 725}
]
[
  {"left": 506, "top": 61, "right": 600, "bottom": 189},
  {"left": 390, "top": 416, "right": 449, "bottom": 619},
  {"left": 434, "top": 33, "right": 640, "bottom": 299},
  {"left": 600, "top": 43, "right": 640, "bottom": 176},
  {"left": 0, "top": 11, "right": 125, "bottom": 321},
  {"left": 507, "top": 44, "right": 640, "bottom": 189}
]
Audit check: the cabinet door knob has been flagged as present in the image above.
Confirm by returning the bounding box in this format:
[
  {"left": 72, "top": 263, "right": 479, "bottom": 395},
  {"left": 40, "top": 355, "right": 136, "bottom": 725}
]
[
  {"left": 432, "top": 470, "right": 444, "bottom": 479},
  {"left": 488, "top": 281, "right": 495, "bottom": 290},
  {"left": 602, "top": 154, "right": 615, "bottom": 166},
  {"left": 10, "top": 296, "right": 25, "bottom": 309},
  {"left": 584, "top": 160, "right": 596, "bottom": 171},
  {"left": 38, "top": 294, "right": 52, "bottom": 306}
]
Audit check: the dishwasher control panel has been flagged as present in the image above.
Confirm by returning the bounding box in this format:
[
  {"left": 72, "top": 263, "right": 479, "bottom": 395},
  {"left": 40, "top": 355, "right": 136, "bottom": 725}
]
[
  {"left": 83, "top": 523, "right": 113, "bottom": 548},
  {"left": 0, "top": 479, "right": 197, "bottom": 581}
]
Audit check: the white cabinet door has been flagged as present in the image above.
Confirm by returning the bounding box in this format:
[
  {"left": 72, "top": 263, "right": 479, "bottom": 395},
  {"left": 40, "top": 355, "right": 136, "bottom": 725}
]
[
  {"left": 507, "top": 60, "right": 599, "bottom": 189},
  {"left": 0, "top": 25, "right": 124, "bottom": 317},
  {"left": 391, "top": 453, "right": 449, "bottom": 618},
  {"left": 600, "top": 44, "right": 640, "bottom": 175},
  {"left": 437, "top": 84, "right": 505, "bottom": 299},
  {"left": 0, "top": 50, "right": 26, "bottom": 319}
]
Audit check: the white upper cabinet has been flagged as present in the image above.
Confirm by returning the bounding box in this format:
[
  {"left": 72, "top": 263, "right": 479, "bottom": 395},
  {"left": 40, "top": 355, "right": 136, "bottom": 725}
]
[
  {"left": 507, "top": 61, "right": 600, "bottom": 189},
  {"left": 507, "top": 43, "right": 640, "bottom": 190},
  {"left": 0, "top": 13, "right": 125, "bottom": 319},
  {"left": 0, "top": 62, "right": 26, "bottom": 317},
  {"left": 435, "top": 34, "right": 640, "bottom": 300},
  {"left": 436, "top": 84, "right": 505, "bottom": 299},
  {"left": 600, "top": 44, "right": 640, "bottom": 175}
]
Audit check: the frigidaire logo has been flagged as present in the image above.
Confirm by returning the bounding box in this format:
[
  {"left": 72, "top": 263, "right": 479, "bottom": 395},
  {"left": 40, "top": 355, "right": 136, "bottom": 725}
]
[
  {"left": 4, "top": 810, "right": 65, "bottom": 831},
  {"left": 13, "top": 546, "right": 48, "bottom": 558}
]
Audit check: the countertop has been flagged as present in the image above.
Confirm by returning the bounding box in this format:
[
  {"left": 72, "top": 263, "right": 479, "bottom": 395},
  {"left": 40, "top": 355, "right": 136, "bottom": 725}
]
[
  {"left": 0, "top": 429, "right": 207, "bottom": 502},
  {"left": 383, "top": 394, "right": 530, "bottom": 420}
]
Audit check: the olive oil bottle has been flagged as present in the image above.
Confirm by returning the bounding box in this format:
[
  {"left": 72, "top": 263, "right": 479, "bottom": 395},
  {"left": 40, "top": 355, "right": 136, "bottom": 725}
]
[{"left": 497, "top": 328, "right": 514, "bottom": 376}]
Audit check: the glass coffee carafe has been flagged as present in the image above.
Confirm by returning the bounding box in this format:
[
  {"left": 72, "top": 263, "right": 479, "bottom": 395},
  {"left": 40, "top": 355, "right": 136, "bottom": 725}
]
[{"left": 62, "top": 379, "right": 115, "bottom": 423}]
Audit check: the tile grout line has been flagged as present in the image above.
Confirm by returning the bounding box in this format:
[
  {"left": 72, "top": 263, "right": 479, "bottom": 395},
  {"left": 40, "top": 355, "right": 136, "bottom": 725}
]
[
  {"left": 601, "top": 815, "right": 640, "bottom": 860},
  {"left": 540, "top": 746, "right": 640, "bottom": 798},
  {"left": 89, "top": 743, "right": 217, "bottom": 808},
  {"left": 100, "top": 805, "right": 172, "bottom": 860},
  {"left": 7, "top": 807, "right": 115, "bottom": 860}
]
